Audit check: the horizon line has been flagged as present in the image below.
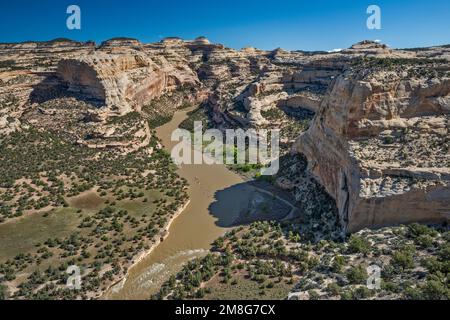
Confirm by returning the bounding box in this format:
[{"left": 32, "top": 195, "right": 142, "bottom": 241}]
[{"left": 1, "top": 36, "right": 450, "bottom": 52}]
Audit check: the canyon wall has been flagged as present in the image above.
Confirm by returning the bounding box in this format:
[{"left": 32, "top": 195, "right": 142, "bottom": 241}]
[
  {"left": 1, "top": 37, "right": 449, "bottom": 232},
  {"left": 293, "top": 63, "right": 450, "bottom": 232},
  {"left": 57, "top": 50, "right": 199, "bottom": 115}
]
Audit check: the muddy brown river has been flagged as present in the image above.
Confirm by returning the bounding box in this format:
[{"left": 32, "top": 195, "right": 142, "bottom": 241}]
[{"left": 104, "top": 108, "right": 264, "bottom": 300}]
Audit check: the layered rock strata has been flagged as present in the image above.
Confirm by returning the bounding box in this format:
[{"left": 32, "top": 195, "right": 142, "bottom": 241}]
[{"left": 1, "top": 38, "right": 449, "bottom": 231}]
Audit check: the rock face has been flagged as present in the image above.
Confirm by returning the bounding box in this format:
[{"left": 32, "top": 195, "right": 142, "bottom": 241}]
[
  {"left": 0, "top": 39, "right": 96, "bottom": 135},
  {"left": 1, "top": 37, "right": 449, "bottom": 232},
  {"left": 293, "top": 60, "right": 450, "bottom": 232},
  {"left": 57, "top": 51, "right": 199, "bottom": 115}
]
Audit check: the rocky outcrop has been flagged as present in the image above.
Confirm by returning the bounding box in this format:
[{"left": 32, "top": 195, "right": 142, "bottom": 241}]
[
  {"left": 1, "top": 37, "right": 449, "bottom": 232},
  {"left": 293, "top": 59, "right": 450, "bottom": 232},
  {"left": 0, "top": 39, "right": 96, "bottom": 135},
  {"left": 278, "top": 92, "right": 322, "bottom": 113},
  {"left": 57, "top": 50, "right": 199, "bottom": 114},
  {"left": 0, "top": 38, "right": 96, "bottom": 52}
]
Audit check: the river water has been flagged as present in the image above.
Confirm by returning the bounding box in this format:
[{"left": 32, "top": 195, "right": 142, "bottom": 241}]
[{"left": 104, "top": 108, "right": 262, "bottom": 300}]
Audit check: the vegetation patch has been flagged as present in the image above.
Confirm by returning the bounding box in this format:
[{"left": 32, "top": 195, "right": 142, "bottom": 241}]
[
  {"left": 0, "top": 99, "right": 189, "bottom": 299},
  {"left": 154, "top": 221, "right": 449, "bottom": 300}
]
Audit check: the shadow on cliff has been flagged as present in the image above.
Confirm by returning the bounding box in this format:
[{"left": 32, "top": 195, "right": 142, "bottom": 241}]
[
  {"left": 207, "top": 153, "right": 343, "bottom": 243},
  {"left": 208, "top": 179, "right": 295, "bottom": 228},
  {"left": 29, "top": 73, "right": 105, "bottom": 107}
]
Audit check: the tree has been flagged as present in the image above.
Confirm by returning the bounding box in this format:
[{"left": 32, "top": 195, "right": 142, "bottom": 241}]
[
  {"left": 346, "top": 265, "right": 368, "bottom": 285},
  {"left": 352, "top": 287, "right": 373, "bottom": 300},
  {"left": 326, "top": 283, "right": 341, "bottom": 296},
  {"left": 421, "top": 280, "right": 449, "bottom": 300},
  {"left": 347, "top": 235, "right": 371, "bottom": 255},
  {"left": 0, "top": 284, "right": 9, "bottom": 300},
  {"left": 407, "top": 223, "right": 437, "bottom": 239},
  {"left": 415, "top": 235, "right": 433, "bottom": 248},
  {"left": 438, "top": 243, "right": 450, "bottom": 261},
  {"left": 213, "top": 237, "right": 224, "bottom": 249},
  {"left": 308, "top": 290, "right": 320, "bottom": 300},
  {"left": 195, "top": 288, "right": 205, "bottom": 299},
  {"left": 391, "top": 247, "right": 415, "bottom": 270},
  {"left": 331, "top": 255, "right": 346, "bottom": 273}
]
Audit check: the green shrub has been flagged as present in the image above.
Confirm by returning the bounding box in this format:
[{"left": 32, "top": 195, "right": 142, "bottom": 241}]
[
  {"left": 383, "top": 135, "right": 395, "bottom": 144},
  {"left": 391, "top": 246, "right": 415, "bottom": 270},
  {"left": 407, "top": 223, "right": 437, "bottom": 239},
  {"left": 404, "top": 286, "right": 423, "bottom": 300},
  {"left": 339, "top": 290, "right": 353, "bottom": 300},
  {"left": 213, "top": 237, "right": 224, "bottom": 249},
  {"left": 438, "top": 243, "right": 450, "bottom": 261},
  {"left": 0, "top": 284, "right": 9, "bottom": 300},
  {"left": 420, "top": 257, "right": 443, "bottom": 274},
  {"left": 308, "top": 290, "right": 320, "bottom": 300},
  {"left": 148, "top": 114, "right": 173, "bottom": 129},
  {"left": 420, "top": 280, "right": 449, "bottom": 300},
  {"left": 331, "top": 255, "right": 346, "bottom": 273},
  {"left": 406, "top": 280, "right": 450, "bottom": 300},
  {"left": 414, "top": 235, "right": 434, "bottom": 248},
  {"left": 352, "top": 287, "right": 373, "bottom": 300},
  {"left": 195, "top": 288, "right": 206, "bottom": 299},
  {"left": 347, "top": 235, "right": 371, "bottom": 255},
  {"left": 346, "top": 265, "right": 368, "bottom": 285},
  {"left": 382, "top": 280, "right": 401, "bottom": 294},
  {"left": 326, "top": 282, "right": 341, "bottom": 296},
  {"left": 381, "top": 265, "right": 396, "bottom": 280}
]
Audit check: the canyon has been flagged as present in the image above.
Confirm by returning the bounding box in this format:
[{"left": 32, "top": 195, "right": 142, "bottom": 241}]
[
  {"left": 1, "top": 37, "right": 448, "bottom": 233},
  {"left": 0, "top": 36, "right": 449, "bottom": 300}
]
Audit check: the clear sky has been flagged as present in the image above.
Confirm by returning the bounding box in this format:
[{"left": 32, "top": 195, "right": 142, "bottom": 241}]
[{"left": 0, "top": 0, "right": 449, "bottom": 51}]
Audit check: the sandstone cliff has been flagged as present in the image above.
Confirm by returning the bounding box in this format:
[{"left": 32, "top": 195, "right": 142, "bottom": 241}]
[
  {"left": 1, "top": 38, "right": 449, "bottom": 232},
  {"left": 57, "top": 51, "right": 199, "bottom": 115},
  {"left": 293, "top": 57, "right": 450, "bottom": 232}
]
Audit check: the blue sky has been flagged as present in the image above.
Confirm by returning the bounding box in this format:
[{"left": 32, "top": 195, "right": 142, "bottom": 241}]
[{"left": 0, "top": 0, "right": 449, "bottom": 51}]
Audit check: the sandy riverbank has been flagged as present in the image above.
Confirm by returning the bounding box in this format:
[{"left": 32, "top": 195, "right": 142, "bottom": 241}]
[{"left": 94, "top": 199, "right": 191, "bottom": 299}]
